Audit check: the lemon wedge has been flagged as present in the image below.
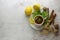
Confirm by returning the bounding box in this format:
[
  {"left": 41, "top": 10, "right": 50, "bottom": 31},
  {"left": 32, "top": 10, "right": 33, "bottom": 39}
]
[{"left": 29, "top": 16, "right": 34, "bottom": 24}]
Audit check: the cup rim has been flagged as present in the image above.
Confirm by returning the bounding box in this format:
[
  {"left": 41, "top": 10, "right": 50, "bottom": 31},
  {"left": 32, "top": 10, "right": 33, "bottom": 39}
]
[{"left": 34, "top": 15, "right": 44, "bottom": 26}]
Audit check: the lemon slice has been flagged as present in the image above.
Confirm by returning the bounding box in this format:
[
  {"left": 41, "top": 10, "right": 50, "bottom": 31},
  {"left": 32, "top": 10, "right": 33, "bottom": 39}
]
[{"left": 29, "top": 16, "right": 34, "bottom": 24}]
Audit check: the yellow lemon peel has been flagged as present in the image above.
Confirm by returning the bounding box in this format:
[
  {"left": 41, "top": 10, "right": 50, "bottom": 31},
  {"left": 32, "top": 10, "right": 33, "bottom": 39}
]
[
  {"left": 25, "top": 6, "right": 32, "bottom": 16},
  {"left": 29, "top": 16, "right": 34, "bottom": 24},
  {"left": 33, "top": 4, "right": 40, "bottom": 10}
]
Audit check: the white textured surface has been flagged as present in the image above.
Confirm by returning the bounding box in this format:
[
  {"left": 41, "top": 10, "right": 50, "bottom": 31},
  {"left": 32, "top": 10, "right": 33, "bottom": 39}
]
[{"left": 0, "top": 0, "right": 60, "bottom": 40}]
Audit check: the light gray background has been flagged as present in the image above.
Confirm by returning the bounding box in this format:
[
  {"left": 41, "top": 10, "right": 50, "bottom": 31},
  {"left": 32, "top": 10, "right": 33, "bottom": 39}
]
[{"left": 0, "top": 0, "right": 60, "bottom": 40}]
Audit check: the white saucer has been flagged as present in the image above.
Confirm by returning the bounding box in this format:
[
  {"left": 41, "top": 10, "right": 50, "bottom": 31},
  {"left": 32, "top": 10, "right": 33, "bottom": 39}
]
[{"left": 30, "top": 23, "right": 43, "bottom": 30}]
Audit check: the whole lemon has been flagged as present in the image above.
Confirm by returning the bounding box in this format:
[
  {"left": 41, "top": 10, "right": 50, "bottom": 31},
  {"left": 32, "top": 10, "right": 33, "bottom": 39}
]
[
  {"left": 33, "top": 4, "right": 40, "bottom": 10},
  {"left": 25, "top": 6, "right": 32, "bottom": 16}
]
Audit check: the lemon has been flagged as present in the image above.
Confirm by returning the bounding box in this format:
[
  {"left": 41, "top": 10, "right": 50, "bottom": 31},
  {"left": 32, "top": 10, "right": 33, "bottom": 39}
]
[
  {"left": 25, "top": 6, "right": 32, "bottom": 16},
  {"left": 33, "top": 4, "right": 40, "bottom": 10},
  {"left": 29, "top": 16, "right": 34, "bottom": 24}
]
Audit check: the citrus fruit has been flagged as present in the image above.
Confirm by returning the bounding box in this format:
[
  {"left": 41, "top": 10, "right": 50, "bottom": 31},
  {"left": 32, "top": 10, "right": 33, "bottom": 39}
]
[
  {"left": 33, "top": 4, "right": 40, "bottom": 10},
  {"left": 29, "top": 16, "right": 34, "bottom": 24},
  {"left": 25, "top": 6, "right": 32, "bottom": 16}
]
